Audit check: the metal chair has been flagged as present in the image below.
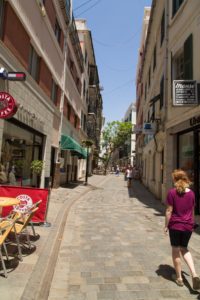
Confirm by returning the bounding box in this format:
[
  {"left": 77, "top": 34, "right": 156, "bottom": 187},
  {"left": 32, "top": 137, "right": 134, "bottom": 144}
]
[
  {"left": 13, "top": 199, "right": 42, "bottom": 236},
  {"left": 0, "top": 216, "right": 21, "bottom": 277},
  {"left": 11, "top": 207, "right": 39, "bottom": 251}
]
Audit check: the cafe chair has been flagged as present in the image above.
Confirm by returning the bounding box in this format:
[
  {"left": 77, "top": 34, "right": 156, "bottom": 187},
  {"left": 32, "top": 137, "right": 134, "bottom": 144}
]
[
  {"left": 0, "top": 216, "right": 21, "bottom": 277},
  {"left": 13, "top": 199, "right": 42, "bottom": 236},
  {"left": 11, "top": 207, "right": 39, "bottom": 252}
]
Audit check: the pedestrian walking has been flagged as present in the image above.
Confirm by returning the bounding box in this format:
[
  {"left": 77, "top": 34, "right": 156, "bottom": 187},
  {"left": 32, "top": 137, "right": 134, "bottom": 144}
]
[
  {"left": 164, "top": 169, "right": 200, "bottom": 290},
  {"left": 125, "top": 165, "right": 133, "bottom": 188},
  {"left": 115, "top": 165, "right": 120, "bottom": 176}
]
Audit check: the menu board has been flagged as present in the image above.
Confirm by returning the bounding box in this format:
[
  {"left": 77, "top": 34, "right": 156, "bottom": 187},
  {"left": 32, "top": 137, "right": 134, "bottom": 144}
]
[{"left": 173, "top": 80, "right": 197, "bottom": 106}]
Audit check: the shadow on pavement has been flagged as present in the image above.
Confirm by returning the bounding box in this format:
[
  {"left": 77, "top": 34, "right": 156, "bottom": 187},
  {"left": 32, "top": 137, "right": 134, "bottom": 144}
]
[
  {"left": 127, "top": 180, "right": 165, "bottom": 215},
  {"left": 156, "top": 264, "right": 200, "bottom": 296},
  {"left": 61, "top": 180, "right": 84, "bottom": 189}
]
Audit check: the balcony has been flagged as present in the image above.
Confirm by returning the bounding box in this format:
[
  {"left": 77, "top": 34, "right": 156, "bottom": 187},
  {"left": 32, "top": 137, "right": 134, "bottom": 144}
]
[
  {"left": 69, "top": 15, "right": 84, "bottom": 73},
  {"left": 59, "top": 0, "right": 71, "bottom": 24}
]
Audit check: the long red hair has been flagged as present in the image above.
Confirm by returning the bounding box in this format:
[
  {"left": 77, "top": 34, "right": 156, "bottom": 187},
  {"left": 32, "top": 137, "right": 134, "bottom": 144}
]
[{"left": 172, "top": 169, "right": 191, "bottom": 194}]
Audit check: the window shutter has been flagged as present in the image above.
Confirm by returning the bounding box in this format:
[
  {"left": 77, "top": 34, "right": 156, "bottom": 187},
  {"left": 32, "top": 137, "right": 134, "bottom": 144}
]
[{"left": 184, "top": 34, "right": 193, "bottom": 79}]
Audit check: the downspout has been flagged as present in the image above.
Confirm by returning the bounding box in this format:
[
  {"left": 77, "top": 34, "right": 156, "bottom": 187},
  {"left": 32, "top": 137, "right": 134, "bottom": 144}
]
[{"left": 164, "top": 0, "right": 169, "bottom": 123}]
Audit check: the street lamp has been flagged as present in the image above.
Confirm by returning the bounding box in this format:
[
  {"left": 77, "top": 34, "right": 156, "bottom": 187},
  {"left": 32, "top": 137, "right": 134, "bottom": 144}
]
[{"left": 82, "top": 140, "right": 93, "bottom": 185}]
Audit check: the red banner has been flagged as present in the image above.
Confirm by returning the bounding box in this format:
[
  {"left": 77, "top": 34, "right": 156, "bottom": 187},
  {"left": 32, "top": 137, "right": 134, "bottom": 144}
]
[{"left": 0, "top": 186, "right": 49, "bottom": 223}]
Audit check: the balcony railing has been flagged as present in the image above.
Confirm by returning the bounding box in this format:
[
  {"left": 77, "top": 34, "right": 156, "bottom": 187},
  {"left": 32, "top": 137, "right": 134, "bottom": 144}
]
[
  {"left": 59, "top": 0, "right": 71, "bottom": 24},
  {"left": 69, "top": 15, "right": 84, "bottom": 73}
]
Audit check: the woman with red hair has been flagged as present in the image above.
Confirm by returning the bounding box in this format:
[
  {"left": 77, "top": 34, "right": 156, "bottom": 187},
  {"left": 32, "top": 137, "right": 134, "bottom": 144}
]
[{"left": 164, "top": 169, "right": 200, "bottom": 290}]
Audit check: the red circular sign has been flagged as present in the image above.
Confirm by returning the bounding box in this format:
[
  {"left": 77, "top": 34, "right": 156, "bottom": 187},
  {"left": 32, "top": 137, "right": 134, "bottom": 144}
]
[{"left": 0, "top": 92, "right": 18, "bottom": 119}]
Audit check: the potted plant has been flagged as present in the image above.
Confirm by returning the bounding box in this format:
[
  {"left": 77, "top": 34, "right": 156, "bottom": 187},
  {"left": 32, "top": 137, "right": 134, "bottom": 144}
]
[{"left": 30, "top": 160, "right": 44, "bottom": 187}]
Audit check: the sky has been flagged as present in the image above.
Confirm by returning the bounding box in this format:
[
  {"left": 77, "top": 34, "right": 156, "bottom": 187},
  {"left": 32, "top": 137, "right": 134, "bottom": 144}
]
[{"left": 73, "top": 0, "right": 152, "bottom": 124}]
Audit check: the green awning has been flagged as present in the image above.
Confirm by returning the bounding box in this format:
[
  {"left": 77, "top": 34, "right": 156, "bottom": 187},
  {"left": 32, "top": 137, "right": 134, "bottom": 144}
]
[{"left": 61, "top": 135, "right": 87, "bottom": 159}]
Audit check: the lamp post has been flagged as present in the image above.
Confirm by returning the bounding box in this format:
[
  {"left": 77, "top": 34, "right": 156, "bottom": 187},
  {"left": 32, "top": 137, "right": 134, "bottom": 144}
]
[
  {"left": 85, "top": 146, "right": 89, "bottom": 185},
  {"left": 82, "top": 140, "right": 93, "bottom": 186}
]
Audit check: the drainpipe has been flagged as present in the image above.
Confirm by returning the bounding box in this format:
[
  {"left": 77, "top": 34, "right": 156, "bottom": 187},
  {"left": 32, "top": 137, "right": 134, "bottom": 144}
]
[{"left": 164, "top": 0, "right": 169, "bottom": 123}]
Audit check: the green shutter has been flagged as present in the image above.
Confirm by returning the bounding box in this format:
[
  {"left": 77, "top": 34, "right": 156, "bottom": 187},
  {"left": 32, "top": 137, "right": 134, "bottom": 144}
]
[{"left": 184, "top": 34, "right": 193, "bottom": 79}]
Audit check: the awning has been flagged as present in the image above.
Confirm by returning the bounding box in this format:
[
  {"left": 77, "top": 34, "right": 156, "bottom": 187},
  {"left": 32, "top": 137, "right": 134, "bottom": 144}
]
[{"left": 61, "top": 135, "right": 87, "bottom": 159}]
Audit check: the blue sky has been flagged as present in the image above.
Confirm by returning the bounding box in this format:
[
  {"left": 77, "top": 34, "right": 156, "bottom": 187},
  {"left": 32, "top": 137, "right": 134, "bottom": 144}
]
[{"left": 73, "top": 0, "right": 152, "bottom": 124}]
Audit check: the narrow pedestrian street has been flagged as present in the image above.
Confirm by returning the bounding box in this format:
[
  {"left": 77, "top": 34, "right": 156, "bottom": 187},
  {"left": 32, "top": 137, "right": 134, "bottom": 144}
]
[{"left": 48, "top": 175, "right": 200, "bottom": 300}]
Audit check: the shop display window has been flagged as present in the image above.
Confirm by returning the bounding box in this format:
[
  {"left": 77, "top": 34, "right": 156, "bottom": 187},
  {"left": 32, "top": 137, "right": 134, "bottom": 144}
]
[
  {"left": 178, "top": 131, "right": 194, "bottom": 182},
  {"left": 0, "top": 121, "right": 43, "bottom": 187}
]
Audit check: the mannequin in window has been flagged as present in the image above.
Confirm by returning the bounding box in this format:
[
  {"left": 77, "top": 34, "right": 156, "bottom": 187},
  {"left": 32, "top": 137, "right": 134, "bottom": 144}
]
[
  {"left": 9, "top": 166, "right": 16, "bottom": 186},
  {"left": 0, "top": 164, "right": 7, "bottom": 184}
]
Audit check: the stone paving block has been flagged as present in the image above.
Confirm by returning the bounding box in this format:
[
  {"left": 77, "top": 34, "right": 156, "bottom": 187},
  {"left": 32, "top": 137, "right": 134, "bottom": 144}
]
[
  {"left": 99, "top": 284, "right": 117, "bottom": 291},
  {"left": 104, "top": 277, "right": 121, "bottom": 284}
]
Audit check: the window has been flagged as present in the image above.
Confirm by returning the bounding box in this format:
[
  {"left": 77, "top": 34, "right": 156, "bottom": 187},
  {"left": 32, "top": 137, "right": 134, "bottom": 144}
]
[
  {"left": 83, "top": 82, "right": 85, "bottom": 97},
  {"left": 145, "top": 83, "right": 147, "bottom": 101},
  {"left": 173, "top": 50, "right": 184, "bottom": 80},
  {"left": 153, "top": 45, "right": 156, "bottom": 71},
  {"left": 148, "top": 67, "right": 151, "bottom": 87},
  {"left": 160, "top": 10, "right": 165, "bottom": 46},
  {"left": 55, "top": 19, "right": 61, "bottom": 43},
  {"left": 178, "top": 131, "right": 194, "bottom": 181},
  {"left": 160, "top": 76, "right": 164, "bottom": 109},
  {"left": 74, "top": 115, "right": 78, "bottom": 128},
  {"left": 172, "top": 0, "right": 184, "bottom": 17},
  {"left": 85, "top": 50, "right": 88, "bottom": 64},
  {"left": 184, "top": 34, "right": 193, "bottom": 79},
  {"left": 0, "top": 0, "right": 5, "bottom": 39},
  {"left": 67, "top": 103, "right": 71, "bottom": 121},
  {"left": 51, "top": 80, "right": 58, "bottom": 104},
  {"left": 172, "top": 34, "right": 193, "bottom": 80},
  {"left": 28, "top": 46, "right": 40, "bottom": 81}
]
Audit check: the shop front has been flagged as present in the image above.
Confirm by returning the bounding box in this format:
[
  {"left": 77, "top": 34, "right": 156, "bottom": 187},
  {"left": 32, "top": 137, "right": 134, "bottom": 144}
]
[
  {"left": 60, "top": 134, "right": 87, "bottom": 184},
  {"left": 177, "top": 126, "right": 200, "bottom": 213},
  {"left": 0, "top": 119, "right": 44, "bottom": 187}
]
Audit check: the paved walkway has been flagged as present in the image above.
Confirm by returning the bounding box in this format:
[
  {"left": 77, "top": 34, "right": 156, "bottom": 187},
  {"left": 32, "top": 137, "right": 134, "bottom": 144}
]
[
  {"left": 48, "top": 175, "right": 200, "bottom": 300},
  {"left": 1, "top": 174, "right": 200, "bottom": 300}
]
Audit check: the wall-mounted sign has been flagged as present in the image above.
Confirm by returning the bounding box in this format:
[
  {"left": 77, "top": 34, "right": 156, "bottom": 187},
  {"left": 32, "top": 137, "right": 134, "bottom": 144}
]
[
  {"left": 143, "top": 122, "right": 156, "bottom": 135},
  {"left": 0, "top": 92, "right": 18, "bottom": 119},
  {"left": 173, "top": 80, "right": 197, "bottom": 106}
]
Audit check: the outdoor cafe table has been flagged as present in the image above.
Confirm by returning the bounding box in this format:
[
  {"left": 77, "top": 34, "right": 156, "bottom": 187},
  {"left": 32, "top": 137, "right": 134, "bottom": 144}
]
[{"left": 0, "top": 197, "right": 20, "bottom": 216}]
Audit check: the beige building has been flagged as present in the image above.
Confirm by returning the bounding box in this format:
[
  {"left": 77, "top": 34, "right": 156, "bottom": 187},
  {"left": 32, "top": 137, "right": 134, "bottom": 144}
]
[
  {"left": 0, "top": 0, "right": 102, "bottom": 188},
  {"left": 136, "top": 0, "right": 200, "bottom": 212}
]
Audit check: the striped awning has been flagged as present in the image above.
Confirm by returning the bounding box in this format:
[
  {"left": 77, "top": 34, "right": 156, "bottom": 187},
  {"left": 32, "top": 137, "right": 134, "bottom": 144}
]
[{"left": 61, "top": 135, "right": 87, "bottom": 159}]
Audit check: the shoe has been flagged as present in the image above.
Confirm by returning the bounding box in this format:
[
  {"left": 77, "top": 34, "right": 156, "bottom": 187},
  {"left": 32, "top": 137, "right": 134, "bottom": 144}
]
[
  {"left": 172, "top": 274, "right": 184, "bottom": 287},
  {"left": 192, "top": 276, "right": 200, "bottom": 290},
  {"left": 175, "top": 278, "right": 184, "bottom": 287}
]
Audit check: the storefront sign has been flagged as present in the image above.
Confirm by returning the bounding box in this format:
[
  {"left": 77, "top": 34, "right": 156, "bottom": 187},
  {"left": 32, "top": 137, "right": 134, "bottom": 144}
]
[
  {"left": 0, "top": 186, "right": 49, "bottom": 223},
  {"left": 173, "top": 80, "right": 197, "bottom": 106},
  {"left": 143, "top": 122, "right": 156, "bottom": 135},
  {"left": 0, "top": 92, "right": 18, "bottom": 118}
]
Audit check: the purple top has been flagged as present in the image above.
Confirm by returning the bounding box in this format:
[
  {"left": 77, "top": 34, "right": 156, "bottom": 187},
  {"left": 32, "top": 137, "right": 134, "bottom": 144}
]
[{"left": 166, "top": 188, "right": 195, "bottom": 231}]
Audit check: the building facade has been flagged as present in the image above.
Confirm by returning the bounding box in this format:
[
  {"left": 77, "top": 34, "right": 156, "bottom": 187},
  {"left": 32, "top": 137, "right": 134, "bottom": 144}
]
[
  {"left": 76, "top": 19, "right": 103, "bottom": 173},
  {"left": 119, "top": 103, "right": 136, "bottom": 167},
  {"left": 136, "top": 0, "right": 200, "bottom": 212},
  {"left": 0, "top": 0, "right": 102, "bottom": 188}
]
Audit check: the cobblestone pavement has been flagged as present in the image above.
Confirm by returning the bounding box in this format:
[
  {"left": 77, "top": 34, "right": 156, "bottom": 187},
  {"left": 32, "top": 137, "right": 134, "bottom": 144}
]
[
  {"left": 0, "top": 175, "right": 107, "bottom": 300},
  {"left": 48, "top": 175, "right": 200, "bottom": 300}
]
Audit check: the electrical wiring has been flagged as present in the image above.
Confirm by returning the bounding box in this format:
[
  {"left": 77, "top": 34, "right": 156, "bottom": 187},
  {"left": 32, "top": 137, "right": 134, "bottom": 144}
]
[
  {"left": 92, "top": 28, "right": 141, "bottom": 48},
  {"left": 74, "top": 0, "right": 94, "bottom": 11},
  {"left": 97, "top": 55, "right": 136, "bottom": 72},
  {"left": 75, "top": 0, "right": 102, "bottom": 17},
  {"left": 103, "top": 79, "right": 134, "bottom": 95}
]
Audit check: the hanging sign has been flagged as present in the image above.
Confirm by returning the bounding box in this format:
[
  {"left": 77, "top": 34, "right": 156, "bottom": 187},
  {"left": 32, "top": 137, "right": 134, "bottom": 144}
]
[
  {"left": 173, "top": 80, "right": 197, "bottom": 106},
  {"left": 0, "top": 92, "right": 18, "bottom": 118}
]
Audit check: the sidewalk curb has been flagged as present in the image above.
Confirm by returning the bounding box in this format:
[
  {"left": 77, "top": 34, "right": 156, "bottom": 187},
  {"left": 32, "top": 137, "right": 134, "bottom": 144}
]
[{"left": 21, "top": 175, "right": 108, "bottom": 300}]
